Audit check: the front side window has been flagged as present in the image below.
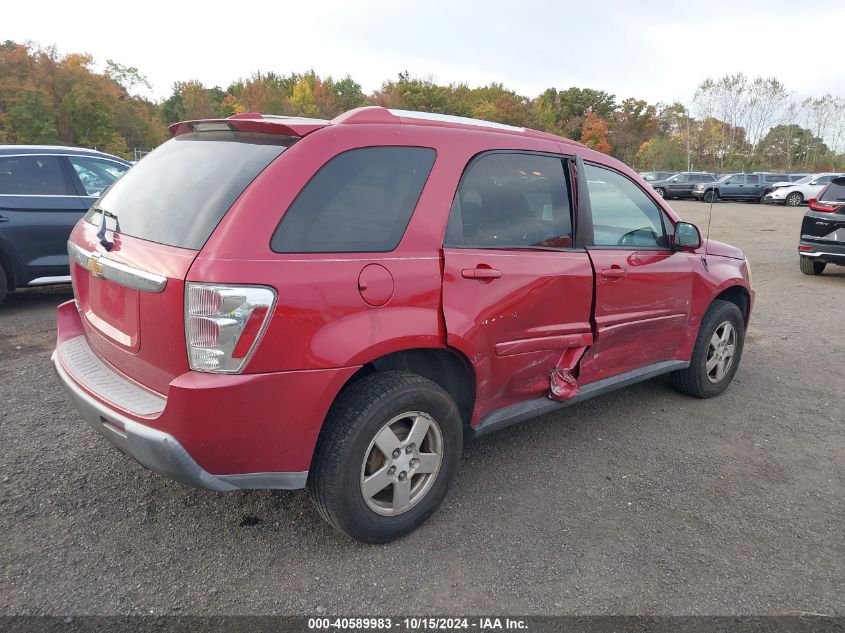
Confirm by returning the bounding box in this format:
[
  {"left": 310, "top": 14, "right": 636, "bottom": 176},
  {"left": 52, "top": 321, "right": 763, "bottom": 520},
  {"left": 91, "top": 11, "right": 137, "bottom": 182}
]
[
  {"left": 0, "top": 155, "right": 71, "bottom": 195},
  {"left": 445, "top": 153, "right": 572, "bottom": 249},
  {"left": 271, "top": 147, "right": 435, "bottom": 253},
  {"left": 68, "top": 156, "right": 129, "bottom": 196},
  {"left": 671, "top": 174, "right": 688, "bottom": 183},
  {"left": 726, "top": 175, "right": 744, "bottom": 185},
  {"left": 585, "top": 164, "right": 667, "bottom": 249}
]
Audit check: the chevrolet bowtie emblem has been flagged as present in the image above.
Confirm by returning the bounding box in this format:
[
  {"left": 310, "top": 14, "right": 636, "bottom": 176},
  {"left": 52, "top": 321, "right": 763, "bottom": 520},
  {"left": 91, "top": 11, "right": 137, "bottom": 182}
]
[{"left": 86, "top": 253, "right": 104, "bottom": 277}]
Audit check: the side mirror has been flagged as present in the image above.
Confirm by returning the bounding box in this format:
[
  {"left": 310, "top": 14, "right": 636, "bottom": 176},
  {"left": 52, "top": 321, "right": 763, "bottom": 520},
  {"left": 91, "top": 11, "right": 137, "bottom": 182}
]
[{"left": 674, "top": 222, "right": 701, "bottom": 249}]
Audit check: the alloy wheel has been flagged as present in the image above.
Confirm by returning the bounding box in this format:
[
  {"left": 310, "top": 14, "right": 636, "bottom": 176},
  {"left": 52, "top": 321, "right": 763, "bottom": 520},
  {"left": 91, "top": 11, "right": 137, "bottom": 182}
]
[
  {"left": 706, "top": 321, "right": 736, "bottom": 383},
  {"left": 360, "top": 411, "right": 443, "bottom": 516}
]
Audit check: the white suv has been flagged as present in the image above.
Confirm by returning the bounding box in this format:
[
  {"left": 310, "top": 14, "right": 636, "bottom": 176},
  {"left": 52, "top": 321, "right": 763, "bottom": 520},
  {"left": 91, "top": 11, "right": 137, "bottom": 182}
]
[{"left": 764, "top": 173, "right": 845, "bottom": 207}]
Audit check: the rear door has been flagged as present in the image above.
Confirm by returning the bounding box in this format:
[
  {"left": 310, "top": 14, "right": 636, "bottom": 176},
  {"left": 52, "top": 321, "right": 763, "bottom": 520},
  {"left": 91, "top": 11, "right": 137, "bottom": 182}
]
[
  {"left": 742, "top": 174, "right": 761, "bottom": 199},
  {"left": 0, "top": 153, "right": 86, "bottom": 286},
  {"left": 441, "top": 151, "right": 594, "bottom": 422},
  {"left": 578, "top": 162, "right": 693, "bottom": 384}
]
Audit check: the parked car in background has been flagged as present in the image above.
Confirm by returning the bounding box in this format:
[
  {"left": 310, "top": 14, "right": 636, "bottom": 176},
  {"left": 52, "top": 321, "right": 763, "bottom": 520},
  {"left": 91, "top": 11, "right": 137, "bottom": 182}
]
[
  {"left": 0, "top": 146, "right": 131, "bottom": 305},
  {"left": 640, "top": 171, "right": 676, "bottom": 182},
  {"left": 692, "top": 172, "right": 789, "bottom": 203},
  {"left": 764, "top": 173, "right": 845, "bottom": 207},
  {"left": 53, "top": 107, "right": 754, "bottom": 543},
  {"left": 648, "top": 172, "right": 716, "bottom": 199},
  {"left": 798, "top": 176, "right": 845, "bottom": 275}
]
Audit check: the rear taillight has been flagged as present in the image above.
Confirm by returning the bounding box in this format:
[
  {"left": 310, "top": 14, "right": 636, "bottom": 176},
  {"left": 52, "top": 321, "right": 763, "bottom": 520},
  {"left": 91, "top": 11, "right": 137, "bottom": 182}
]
[
  {"left": 185, "top": 283, "right": 276, "bottom": 373},
  {"left": 808, "top": 198, "right": 840, "bottom": 213}
]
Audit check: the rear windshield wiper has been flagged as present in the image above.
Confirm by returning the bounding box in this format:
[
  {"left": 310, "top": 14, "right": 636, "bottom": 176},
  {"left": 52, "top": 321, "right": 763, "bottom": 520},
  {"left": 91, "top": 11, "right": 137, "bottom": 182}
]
[{"left": 95, "top": 208, "right": 120, "bottom": 251}]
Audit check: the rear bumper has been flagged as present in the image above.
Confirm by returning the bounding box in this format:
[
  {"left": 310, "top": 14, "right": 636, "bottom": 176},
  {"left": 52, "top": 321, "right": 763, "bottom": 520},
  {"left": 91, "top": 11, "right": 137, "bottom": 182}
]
[
  {"left": 53, "top": 352, "right": 255, "bottom": 491},
  {"left": 53, "top": 300, "right": 358, "bottom": 490},
  {"left": 799, "top": 241, "right": 845, "bottom": 266}
]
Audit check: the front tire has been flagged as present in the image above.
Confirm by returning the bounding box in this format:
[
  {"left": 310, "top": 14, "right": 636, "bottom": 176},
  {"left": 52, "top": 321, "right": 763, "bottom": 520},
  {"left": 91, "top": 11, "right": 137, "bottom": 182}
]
[
  {"left": 670, "top": 300, "right": 745, "bottom": 399},
  {"left": 654, "top": 187, "right": 666, "bottom": 198},
  {"left": 799, "top": 256, "right": 826, "bottom": 275},
  {"left": 703, "top": 190, "right": 718, "bottom": 204},
  {"left": 308, "top": 371, "right": 463, "bottom": 543},
  {"left": 785, "top": 192, "right": 803, "bottom": 207}
]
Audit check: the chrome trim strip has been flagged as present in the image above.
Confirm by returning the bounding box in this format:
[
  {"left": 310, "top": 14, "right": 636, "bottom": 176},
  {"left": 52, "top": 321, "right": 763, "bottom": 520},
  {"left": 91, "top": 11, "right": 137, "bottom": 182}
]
[
  {"left": 52, "top": 351, "right": 308, "bottom": 491},
  {"left": 28, "top": 275, "right": 72, "bottom": 286},
  {"left": 67, "top": 241, "right": 167, "bottom": 293},
  {"left": 800, "top": 251, "right": 845, "bottom": 258}
]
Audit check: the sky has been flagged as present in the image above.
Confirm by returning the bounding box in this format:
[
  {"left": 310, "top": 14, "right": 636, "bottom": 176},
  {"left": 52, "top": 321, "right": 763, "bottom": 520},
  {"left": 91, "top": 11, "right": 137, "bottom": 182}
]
[{"left": 5, "top": 0, "right": 844, "bottom": 106}]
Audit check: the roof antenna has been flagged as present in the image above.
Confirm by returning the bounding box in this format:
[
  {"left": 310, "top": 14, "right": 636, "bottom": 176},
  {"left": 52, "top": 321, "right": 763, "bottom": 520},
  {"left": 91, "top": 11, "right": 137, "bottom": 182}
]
[{"left": 703, "top": 175, "right": 714, "bottom": 266}]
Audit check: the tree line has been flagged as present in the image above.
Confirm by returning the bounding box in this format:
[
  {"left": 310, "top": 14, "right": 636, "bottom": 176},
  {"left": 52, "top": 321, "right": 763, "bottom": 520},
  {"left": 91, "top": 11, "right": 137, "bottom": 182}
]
[{"left": 2, "top": 41, "right": 843, "bottom": 171}]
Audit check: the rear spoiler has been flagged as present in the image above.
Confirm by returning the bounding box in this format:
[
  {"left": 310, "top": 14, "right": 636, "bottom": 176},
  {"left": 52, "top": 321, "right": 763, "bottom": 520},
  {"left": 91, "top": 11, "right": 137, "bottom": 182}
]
[{"left": 168, "top": 112, "right": 328, "bottom": 138}]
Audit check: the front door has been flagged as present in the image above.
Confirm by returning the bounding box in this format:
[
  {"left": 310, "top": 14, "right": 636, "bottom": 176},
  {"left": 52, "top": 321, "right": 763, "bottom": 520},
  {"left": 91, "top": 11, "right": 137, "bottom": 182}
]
[
  {"left": 441, "top": 151, "right": 594, "bottom": 424},
  {"left": 577, "top": 162, "right": 693, "bottom": 384}
]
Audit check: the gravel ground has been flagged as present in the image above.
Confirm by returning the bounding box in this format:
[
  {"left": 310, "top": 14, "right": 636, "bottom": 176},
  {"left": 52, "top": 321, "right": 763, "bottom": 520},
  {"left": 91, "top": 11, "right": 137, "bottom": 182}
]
[{"left": 0, "top": 200, "right": 843, "bottom": 616}]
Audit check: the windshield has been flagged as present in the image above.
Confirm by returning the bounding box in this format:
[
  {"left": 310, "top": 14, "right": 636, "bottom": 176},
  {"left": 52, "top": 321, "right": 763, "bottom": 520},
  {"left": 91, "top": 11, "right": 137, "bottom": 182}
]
[
  {"left": 85, "top": 131, "right": 293, "bottom": 250},
  {"left": 792, "top": 175, "right": 815, "bottom": 185}
]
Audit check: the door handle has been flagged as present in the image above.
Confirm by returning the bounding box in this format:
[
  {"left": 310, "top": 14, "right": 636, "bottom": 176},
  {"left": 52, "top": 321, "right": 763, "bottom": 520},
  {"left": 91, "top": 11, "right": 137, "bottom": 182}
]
[
  {"left": 601, "top": 267, "right": 627, "bottom": 279},
  {"left": 462, "top": 267, "right": 502, "bottom": 280}
]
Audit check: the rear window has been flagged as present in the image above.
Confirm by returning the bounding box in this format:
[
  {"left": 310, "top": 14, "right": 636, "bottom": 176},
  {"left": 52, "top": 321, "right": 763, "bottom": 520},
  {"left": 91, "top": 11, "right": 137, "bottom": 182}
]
[
  {"left": 85, "top": 131, "right": 291, "bottom": 250},
  {"left": 765, "top": 174, "right": 786, "bottom": 183},
  {"left": 271, "top": 146, "right": 436, "bottom": 253},
  {"left": 820, "top": 179, "right": 845, "bottom": 202}
]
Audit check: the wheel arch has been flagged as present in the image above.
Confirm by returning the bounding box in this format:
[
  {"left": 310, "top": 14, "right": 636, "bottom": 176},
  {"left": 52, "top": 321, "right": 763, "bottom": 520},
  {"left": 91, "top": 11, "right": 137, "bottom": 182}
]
[
  {"left": 331, "top": 346, "right": 477, "bottom": 427},
  {"left": 713, "top": 284, "right": 751, "bottom": 327}
]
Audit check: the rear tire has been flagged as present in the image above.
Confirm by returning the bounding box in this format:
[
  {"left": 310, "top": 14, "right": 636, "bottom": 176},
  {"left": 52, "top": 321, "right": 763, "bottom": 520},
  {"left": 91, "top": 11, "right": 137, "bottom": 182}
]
[
  {"left": 703, "top": 190, "right": 718, "bottom": 204},
  {"left": 308, "top": 371, "right": 463, "bottom": 543},
  {"left": 785, "top": 192, "right": 803, "bottom": 207},
  {"left": 670, "top": 299, "right": 745, "bottom": 399},
  {"left": 799, "top": 256, "right": 826, "bottom": 275},
  {"left": 0, "top": 266, "right": 7, "bottom": 307}
]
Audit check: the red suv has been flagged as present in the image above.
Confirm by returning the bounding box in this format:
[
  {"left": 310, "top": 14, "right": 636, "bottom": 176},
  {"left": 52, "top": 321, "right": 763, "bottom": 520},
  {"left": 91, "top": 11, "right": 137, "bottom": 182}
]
[{"left": 53, "top": 107, "right": 754, "bottom": 543}]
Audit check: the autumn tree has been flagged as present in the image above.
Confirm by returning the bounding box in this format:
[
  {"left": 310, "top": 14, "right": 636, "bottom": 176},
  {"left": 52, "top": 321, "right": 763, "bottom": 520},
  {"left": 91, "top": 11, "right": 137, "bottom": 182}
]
[{"left": 580, "top": 111, "right": 611, "bottom": 153}]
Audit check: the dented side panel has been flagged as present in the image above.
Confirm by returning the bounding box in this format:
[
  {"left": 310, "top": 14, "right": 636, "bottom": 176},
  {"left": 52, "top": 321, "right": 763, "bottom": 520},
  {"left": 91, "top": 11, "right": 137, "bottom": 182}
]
[{"left": 441, "top": 248, "right": 594, "bottom": 426}]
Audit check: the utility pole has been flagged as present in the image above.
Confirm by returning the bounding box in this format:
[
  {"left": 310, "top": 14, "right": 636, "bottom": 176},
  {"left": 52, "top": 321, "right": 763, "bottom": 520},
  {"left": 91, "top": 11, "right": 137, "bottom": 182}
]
[{"left": 686, "top": 106, "right": 692, "bottom": 172}]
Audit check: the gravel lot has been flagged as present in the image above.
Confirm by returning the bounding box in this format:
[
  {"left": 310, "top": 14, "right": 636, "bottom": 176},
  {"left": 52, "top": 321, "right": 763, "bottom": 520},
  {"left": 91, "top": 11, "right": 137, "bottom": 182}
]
[{"left": 1, "top": 200, "right": 843, "bottom": 616}]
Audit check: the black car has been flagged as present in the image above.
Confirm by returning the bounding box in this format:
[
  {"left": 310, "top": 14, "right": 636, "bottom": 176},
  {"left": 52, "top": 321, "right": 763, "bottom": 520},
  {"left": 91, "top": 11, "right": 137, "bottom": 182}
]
[
  {"left": 0, "top": 146, "right": 131, "bottom": 305},
  {"left": 798, "top": 176, "right": 845, "bottom": 275},
  {"left": 648, "top": 172, "right": 717, "bottom": 199},
  {"left": 693, "top": 172, "right": 791, "bottom": 203}
]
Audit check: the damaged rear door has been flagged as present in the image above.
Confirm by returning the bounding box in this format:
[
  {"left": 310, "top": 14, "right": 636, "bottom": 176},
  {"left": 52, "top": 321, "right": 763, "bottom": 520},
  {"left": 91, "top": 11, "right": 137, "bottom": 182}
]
[{"left": 441, "top": 151, "right": 594, "bottom": 425}]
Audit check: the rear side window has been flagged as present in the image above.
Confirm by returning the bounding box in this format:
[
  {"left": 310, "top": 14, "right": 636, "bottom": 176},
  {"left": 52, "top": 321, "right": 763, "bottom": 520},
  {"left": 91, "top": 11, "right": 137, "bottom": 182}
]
[
  {"left": 0, "top": 155, "right": 71, "bottom": 195},
  {"left": 68, "top": 156, "right": 129, "bottom": 197},
  {"left": 86, "top": 131, "right": 292, "bottom": 250},
  {"left": 746, "top": 174, "right": 760, "bottom": 184},
  {"left": 445, "top": 153, "right": 572, "bottom": 249},
  {"left": 271, "top": 147, "right": 435, "bottom": 253}
]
